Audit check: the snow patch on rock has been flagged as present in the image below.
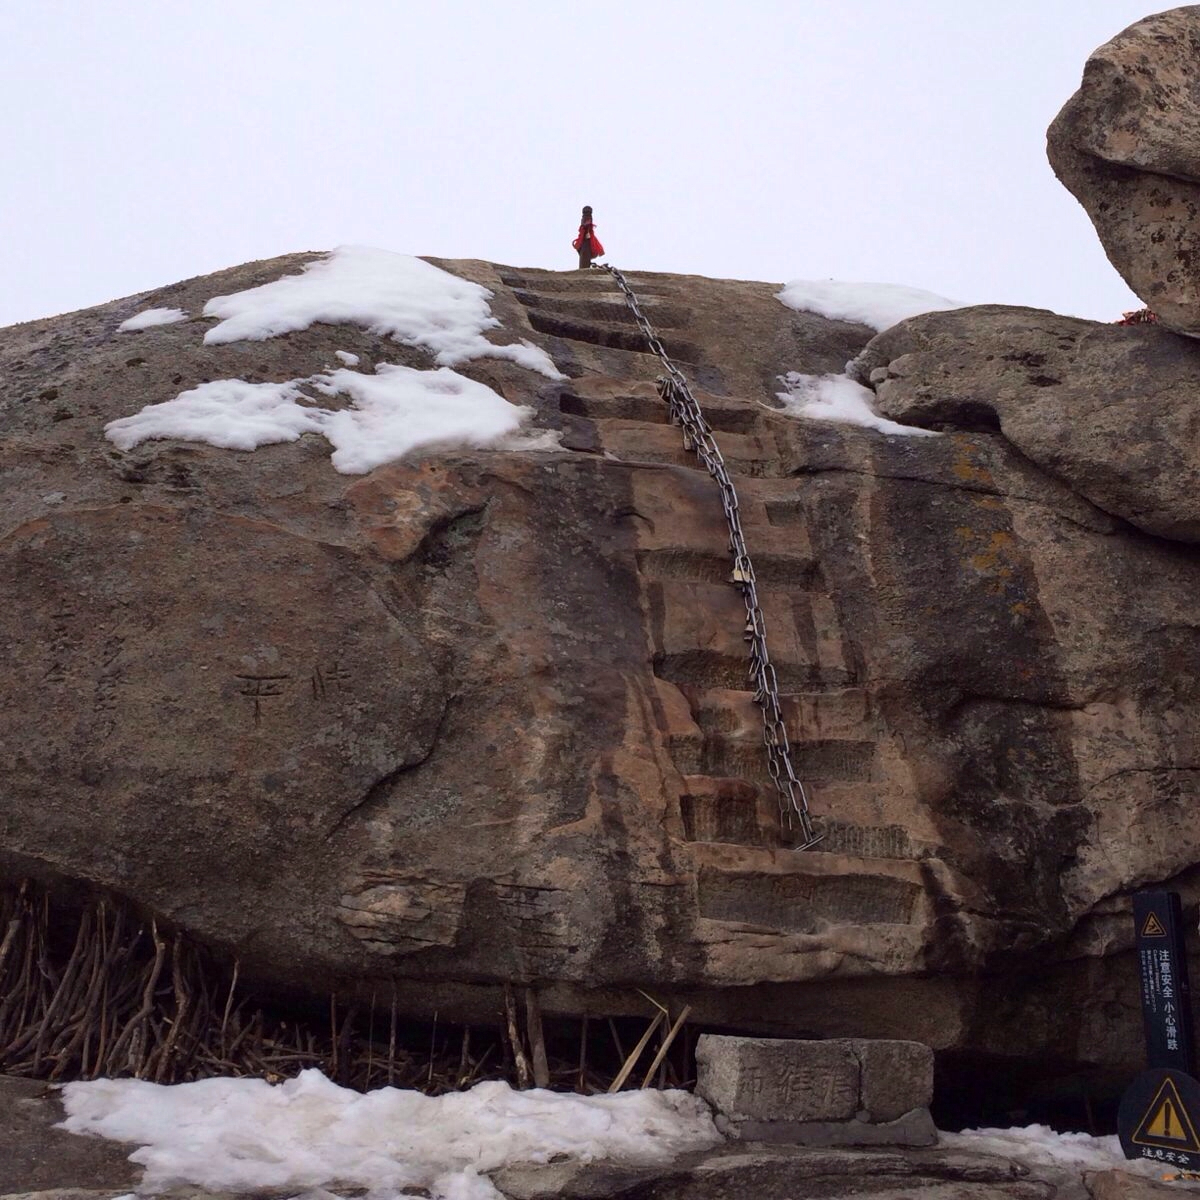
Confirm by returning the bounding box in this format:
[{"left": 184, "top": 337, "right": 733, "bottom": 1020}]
[
  {"left": 776, "top": 371, "right": 938, "bottom": 437},
  {"left": 106, "top": 377, "right": 323, "bottom": 453},
  {"left": 946, "top": 1124, "right": 1162, "bottom": 1181},
  {"left": 202, "top": 245, "right": 565, "bottom": 380},
  {"left": 118, "top": 307, "right": 188, "bottom": 332},
  {"left": 777, "top": 279, "right": 965, "bottom": 332},
  {"left": 105, "top": 363, "right": 539, "bottom": 474}
]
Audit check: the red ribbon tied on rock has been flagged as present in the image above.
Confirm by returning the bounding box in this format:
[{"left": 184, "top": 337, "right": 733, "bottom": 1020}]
[
  {"left": 573, "top": 220, "right": 604, "bottom": 257},
  {"left": 1116, "top": 307, "right": 1159, "bottom": 325}
]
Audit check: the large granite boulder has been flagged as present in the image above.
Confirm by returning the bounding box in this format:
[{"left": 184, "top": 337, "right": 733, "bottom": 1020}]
[
  {"left": 2, "top": 251, "right": 1199, "bottom": 1097},
  {"left": 1048, "top": 6, "right": 1200, "bottom": 335}
]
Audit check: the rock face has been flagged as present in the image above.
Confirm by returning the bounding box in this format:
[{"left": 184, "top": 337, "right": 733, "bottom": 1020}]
[
  {"left": 3, "top": 252, "right": 1200, "bottom": 1097},
  {"left": 1048, "top": 6, "right": 1200, "bottom": 335}
]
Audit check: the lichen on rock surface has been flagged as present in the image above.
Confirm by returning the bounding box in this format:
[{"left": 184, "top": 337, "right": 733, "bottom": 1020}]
[{"left": 2, "top": 245, "right": 1199, "bottom": 1104}]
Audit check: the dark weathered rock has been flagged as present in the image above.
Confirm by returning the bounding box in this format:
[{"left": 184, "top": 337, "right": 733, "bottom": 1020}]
[
  {"left": 3, "top": 253, "right": 1200, "bottom": 1098},
  {"left": 0, "top": 1077, "right": 136, "bottom": 1194},
  {"left": 494, "top": 1143, "right": 1076, "bottom": 1200},
  {"left": 0, "top": 1193, "right": 246, "bottom": 1200},
  {"left": 0, "top": 1192, "right": 138, "bottom": 1200},
  {"left": 1047, "top": 7, "right": 1200, "bottom": 335},
  {"left": 1085, "top": 1169, "right": 1184, "bottom": 1200}
]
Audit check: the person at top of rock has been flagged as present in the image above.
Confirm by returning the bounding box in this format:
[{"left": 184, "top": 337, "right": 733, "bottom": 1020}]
[{"left": 573, "top": 206, "right": 604, "bottom": 269}]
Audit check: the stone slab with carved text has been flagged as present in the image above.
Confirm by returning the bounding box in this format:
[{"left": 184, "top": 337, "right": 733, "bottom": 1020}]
[
  {"left": 696, "top": 1035, "right": 936, "bottom": 1146},
  {"left": 696, "top": 1036, "right": 860, "bottom": 1123}
]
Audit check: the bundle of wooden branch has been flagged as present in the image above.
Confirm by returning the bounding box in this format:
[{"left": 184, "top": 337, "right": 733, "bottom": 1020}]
[{"left": 0, "top": 881, "right": 696, "bottom": 1095}]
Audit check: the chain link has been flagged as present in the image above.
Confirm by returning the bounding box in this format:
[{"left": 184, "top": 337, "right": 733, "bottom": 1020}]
[{"left": 599, "top": 264, "right": 821, "bottom": 849}]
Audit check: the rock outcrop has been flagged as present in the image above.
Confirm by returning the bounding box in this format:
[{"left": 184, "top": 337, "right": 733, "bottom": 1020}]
[
  {"left": 852, "top": 302, "right": 1200, "bottom": 540},
  {"left": 1048, "top": 5, "right": 1200, "bottom": 335},
  {"left": 3, "top": 250, "right": 1200, "bottom": 1104}
]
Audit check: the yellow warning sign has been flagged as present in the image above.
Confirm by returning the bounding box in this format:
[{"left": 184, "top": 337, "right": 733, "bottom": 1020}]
[
  {"left": 1133, "top": 1078, "right": 1200, "bottom": 1152},
  {"left": 1142, "top": 912, "right": 1168, "bottom": 937}
]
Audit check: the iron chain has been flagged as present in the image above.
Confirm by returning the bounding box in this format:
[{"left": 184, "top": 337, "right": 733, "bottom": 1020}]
[{"left": 600, "top": 264, "right": 821, "bottom": 849}]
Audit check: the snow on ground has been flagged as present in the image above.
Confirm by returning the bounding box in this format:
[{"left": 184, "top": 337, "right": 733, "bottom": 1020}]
[
  {"left": 59, "top": 1069, "right": 721, "bottom": 1200},
  {"left": 946, "top": 1125, "right": 1165, "bottom": 1182},
  {"left": 202, "top": 245, "right": 565, "bottom": 380},
  {"left": 117, "top": 307, "right": 188, "bottom": 332},
  {"left": 777, "top": 279, "right": 965, "bottom": 332},
  {"left": 105, "top": 363, "right": 534, "bottom": 473},
  {"left": 334, "top": 350, "right": 360, "bottom": 366},
  {"left": 776, "top": 371, "right": 937, "bottom": 438}
]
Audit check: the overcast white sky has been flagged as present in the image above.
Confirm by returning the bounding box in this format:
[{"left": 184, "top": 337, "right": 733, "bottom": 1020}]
[{"left": 0, "top": 1, "right": 1159, "bottom": 328}]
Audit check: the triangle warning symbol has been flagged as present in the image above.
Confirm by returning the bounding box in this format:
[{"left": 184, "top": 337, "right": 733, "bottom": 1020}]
[
  {"left": 1133, "top": 1078, "right": 1200, "bottom": 1152},
  {"left": 1142, "top": 913, "right": 1168, "bottom": 937}
]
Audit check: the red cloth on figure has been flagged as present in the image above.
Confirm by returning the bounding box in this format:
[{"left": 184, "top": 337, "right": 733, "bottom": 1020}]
[{"left": 573, "top": 221, "right": 604, "bottom": 256}]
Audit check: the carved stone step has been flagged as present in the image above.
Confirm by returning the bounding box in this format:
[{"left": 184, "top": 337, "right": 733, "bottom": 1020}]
[
  {"left": 560, "top": 391, "right": 760, "bottom": 434},
  {"left": 648, "top": 580, "right": 852, "bottom": 686},
  {"left": 638, "top": 547, "right": 820, "bottom": 591},
  {"left": 627, "top": 469, "right": 817, "bottom": 547},
  {"left": 695, "top": 864, "right": 924, "bottom": 932},
  {"left": 679, "top": 775, "right": 771, "bottom": 846},
  {"left": 814, "top": 821, "right": 918, "bottom": 861},
  {"left": 512, "top": 290, "right": 690, "bottom": 329},
  {"left": 520, "top": 309, "right": 706, "bottom": 363},
  {"left": 684, "top": 686, "right": 876, "bottom": 743},
  {"left": 597, "top": 421, "right": 782, "bottom": 476},
  {"left": 658, "top": 681, "right": 900, "bottom": 858},
  {"left": 561, "top": 390, "right": 671, "bottom": 425},
  {"left": 498, "top": 270, "right": 675, "bottom": 296},
  {"left": 737, "top": 479, "right": 822, "bottom": 528},
  {"left": 655, "top": 651, "right": 853, "bottom": 691},
  {"left": 678, "top": 781, "right": 918, "bottom": 860},
  {"left": 671, "top": 737, "right": 880, "bottom": 787},
  {"left": 649, "top": 579, "right": 808, "bottom": 663}
]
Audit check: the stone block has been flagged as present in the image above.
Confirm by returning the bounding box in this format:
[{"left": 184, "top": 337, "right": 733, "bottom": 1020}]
[
  {"left": 835, "top": 1038, "right": 935, "bottom": 1122},
  {"left": 715, "top": 1105, "right": 938, "bottom": 1148},
  {"left": 696, "top": 1035, "right": 939, "bottom": 1149},
  {"left": 695, "top": 1036, "right": 860, "bottom": 1122}
]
